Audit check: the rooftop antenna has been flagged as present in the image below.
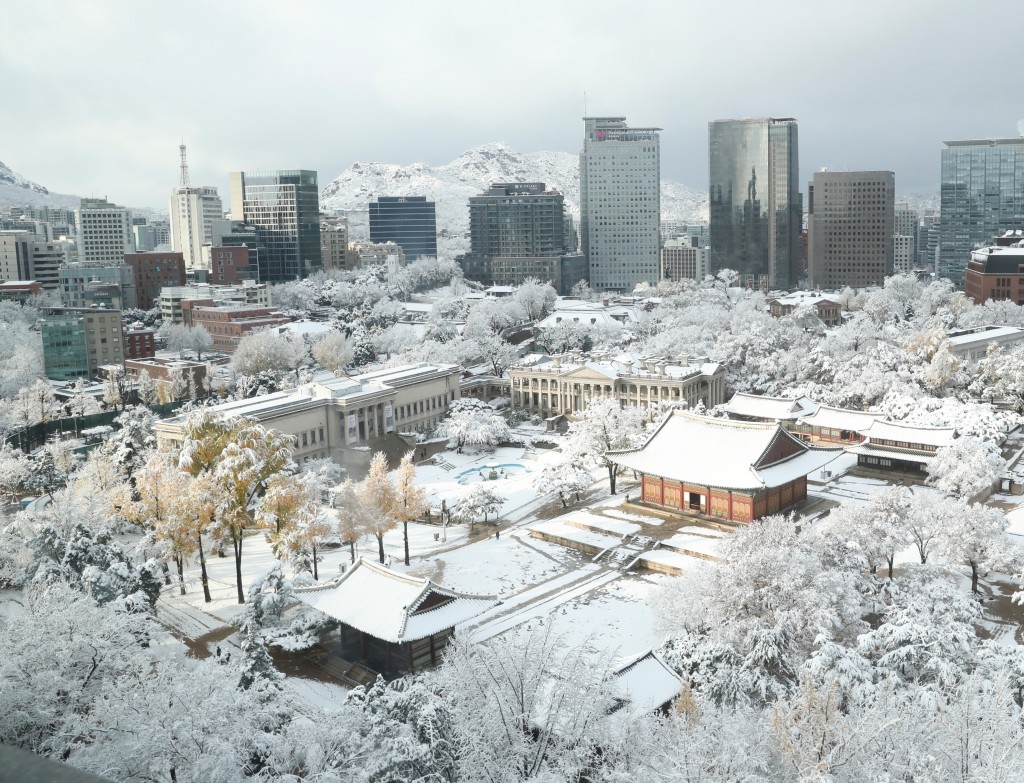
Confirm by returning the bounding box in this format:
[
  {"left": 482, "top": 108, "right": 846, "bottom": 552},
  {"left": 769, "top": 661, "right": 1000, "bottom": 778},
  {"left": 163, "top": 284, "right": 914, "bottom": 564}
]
[{"left": 179, "top": 143, "right": 190, "bottom": 187}]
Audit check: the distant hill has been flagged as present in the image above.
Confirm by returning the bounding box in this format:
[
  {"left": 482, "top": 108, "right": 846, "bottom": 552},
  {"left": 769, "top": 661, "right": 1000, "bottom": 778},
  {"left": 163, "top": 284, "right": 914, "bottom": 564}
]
[
  {"left": 321, "top": 142, "right": 709, "bottom": 259},
  {"left": 0, "top": 160, "right": 81, "bottom": 209}
]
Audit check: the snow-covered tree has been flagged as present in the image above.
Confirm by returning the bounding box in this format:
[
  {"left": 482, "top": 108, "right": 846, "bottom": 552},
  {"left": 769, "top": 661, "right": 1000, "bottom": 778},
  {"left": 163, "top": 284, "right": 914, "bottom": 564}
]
[
  {"left": 512, "top": 277, "right": 557, "bottom": 322},
  {"left": 394, "top": 452, "right": 427, "bottom": 566},
  {"left": 102, "top": 366, "right": 129, "bottom": 411},
  {"left": 453, "top": 483, "right": 505, "bottom": 532},
  {"left": 258, "top": 471, "right": 331, "bottom": 579},
  {"left": 927, "top": 436, "right": 1004, "bottom": 499},
  {"left": 311, "top": 329, "right": 354, "bottom": 375},
  {"left": 435, "top": 627, "right": 616, "bottom": 782},
  {"left": 65, "top": 379, "right": 102, "bottom": 419},
  {"left": 333, "top": 477, "right": 374, "bottom": 563},
  {"left": 230, "top": 328, "right": 307, "bottom": 379},
  {"left": 564, "top": 395, "right": 647, "bottom": 494},
  {"left": 436, "top": 397, "right": 511, "bottom": 453},
  {"left": 129, "top": 452, "right": 194, "bottom": 594},
  {"left": 0, "top": 442, "right": 30, "bottom": 502},
  {"left": 5, "top": 378, "right": 60, "bottom": 428},
  {"left": 179, "top": 412, "right": 295, "bottom": 602},
  {"left": 136, "top": 369, "right": 157, "bottom": 406},
  {"left": 935, "top": 502, "right": 1018, "bottom": 593},
  {"left": 533, "top": 454, "right": 592, "bottom": 507},
  {"left": 360, "top": 451, "right": 398, "bottom": 563}
]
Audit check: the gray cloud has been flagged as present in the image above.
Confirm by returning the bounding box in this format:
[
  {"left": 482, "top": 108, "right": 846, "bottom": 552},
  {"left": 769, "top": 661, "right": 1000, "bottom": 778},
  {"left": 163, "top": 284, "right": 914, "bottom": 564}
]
[{"left": 1, "top": 0, "right": 1019, "bottom": 208}]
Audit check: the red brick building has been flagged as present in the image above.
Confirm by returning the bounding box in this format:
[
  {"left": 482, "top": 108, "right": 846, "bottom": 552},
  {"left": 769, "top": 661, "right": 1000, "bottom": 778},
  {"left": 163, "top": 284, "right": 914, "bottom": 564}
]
[
  {"left": 608, "top": 411, "right": 842, "bottom": 523},
  {"left": 123, "top": 323, "right": 157, "bottom": 359},
  {"left": 124, "top": 252, "right": 186, "bottom": 310},
  {"left": 964, "top": 233, "right": 1024, "bottom": 305},
  {"left": 200, "top": 246, "right": 251, "bottom": 285},
  {"left": 183, "top": 303, "right": 290, "bottom": 352}
]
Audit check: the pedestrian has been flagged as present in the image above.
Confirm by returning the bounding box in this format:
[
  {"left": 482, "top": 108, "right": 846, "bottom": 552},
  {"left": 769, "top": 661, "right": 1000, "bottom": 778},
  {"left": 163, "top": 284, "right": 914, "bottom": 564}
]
[{"left": 495, "top": 528, "right": 500, "bottom": 540}]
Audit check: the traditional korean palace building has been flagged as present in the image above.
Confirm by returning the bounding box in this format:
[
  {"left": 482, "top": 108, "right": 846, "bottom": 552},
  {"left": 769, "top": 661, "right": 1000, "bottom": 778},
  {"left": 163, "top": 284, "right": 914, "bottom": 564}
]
[
  {"left": 848, "top": 419, "right": 957, "bottom": 473},
  {"left": 510, "top": 352, "right": 727, "bottom": 418},
  {"left": 719, "top": 392, "right": 819, "bottom": 424},
  {"left": 608, "top": 411, "right": 842, "bottom": 523},
  {"left": 792, "top": 405, "right": 884, "bottom": 445},
  {"left": 293, "top": 558, "right": 497, "bottom": 682}
]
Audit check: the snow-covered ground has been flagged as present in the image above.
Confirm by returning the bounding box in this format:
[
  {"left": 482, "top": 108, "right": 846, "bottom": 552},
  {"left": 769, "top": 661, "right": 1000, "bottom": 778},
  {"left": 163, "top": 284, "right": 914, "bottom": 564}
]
[{"left": 150, "top": 433, "right": 1024, "bottom": 713}]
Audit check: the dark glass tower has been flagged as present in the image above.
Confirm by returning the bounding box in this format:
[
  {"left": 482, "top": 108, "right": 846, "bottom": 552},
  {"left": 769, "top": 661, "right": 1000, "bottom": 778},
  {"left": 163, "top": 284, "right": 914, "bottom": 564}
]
[
  {"left": 229, "top": 170, "right": 322, "bottom": 282},
  {"left": 368, "top": 196, "right": 438, "bottom": 260},
  {"left": 939, "top": 137, "right": 1024, "bottom": 287},
  {"left": 708, "top": 118, "right": 802, "bottom": 289}
]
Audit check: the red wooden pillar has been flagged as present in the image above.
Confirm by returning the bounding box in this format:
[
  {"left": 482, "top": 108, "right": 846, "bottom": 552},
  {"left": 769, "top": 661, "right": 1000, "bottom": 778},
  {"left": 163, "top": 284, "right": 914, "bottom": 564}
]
[
  {"left": 659, "top": 477, "right": 664, "bottom": 505},
  {"left": 727, "top": 491, "right": 733, "bottom": 521}
]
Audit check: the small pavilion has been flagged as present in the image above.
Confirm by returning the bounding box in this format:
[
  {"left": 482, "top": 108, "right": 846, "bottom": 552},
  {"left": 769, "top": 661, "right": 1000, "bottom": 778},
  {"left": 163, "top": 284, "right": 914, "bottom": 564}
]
[
  {"left": 608, "top": 411, "right": 843, "bottom": 522},
  {"left": 294, "top": 558, "right": 498, "bottom": 681}
]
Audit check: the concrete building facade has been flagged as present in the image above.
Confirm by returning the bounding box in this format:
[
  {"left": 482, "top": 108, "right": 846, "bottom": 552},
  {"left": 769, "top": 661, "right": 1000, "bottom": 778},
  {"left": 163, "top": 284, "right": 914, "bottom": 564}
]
[
  {"left": 155, "top": 363, "right": 463, "bottom": 467},
  {"left": 660, "top": 236, "right": 708, "bottom": 282},
  {"left": 580, "top": 117, "right": 661, "bottom": 292},
  {"left": 169, "top": 186, "right": 223, "bottom": 269},
  {"left": 460, "top": 183, "right": 585, "bottom": 294},
  {"left": 75, "top": 198, "right": 134, "bottom": 265},
  {"left": 807, "top": 170, "right": 895, "bottom": 288},
  {"left": 510, "top": 352, "right": 726, "bottom": 418}
]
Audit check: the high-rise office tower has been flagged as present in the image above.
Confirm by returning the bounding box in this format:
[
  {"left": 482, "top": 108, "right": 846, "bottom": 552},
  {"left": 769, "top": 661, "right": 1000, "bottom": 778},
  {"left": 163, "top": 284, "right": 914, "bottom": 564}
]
[
  {"left": 459, "top": 183, "right": 585, "bottom": 293},
  {"left": 579, "top": 117, "right": 661, "bottom": 292},
  {"left": 893, "top": 202, "right": 919, "bottom": 275},
  {"left": 170, "top": 186, "right": 223, "bottom": 269},
  {"left": 708, "top": 118, "right": 802, "bottom": 290},
  {"left": 939, "top": 135, "right": 1024, "bottom": 286},
  {"left": 75, "top": 197, "right": 134, "bottom": 264},
  {"left": 228, "top": 170, "right": 322, "bottom": 282},
  {"left": 918, "top": 210, "right": 940, "bottom": 272},
  {"left": 368, "top": 197, "right": 438, "bottom": 261},
  {"left": 807, "top": 170, "right": 894, "bottom": 288}
]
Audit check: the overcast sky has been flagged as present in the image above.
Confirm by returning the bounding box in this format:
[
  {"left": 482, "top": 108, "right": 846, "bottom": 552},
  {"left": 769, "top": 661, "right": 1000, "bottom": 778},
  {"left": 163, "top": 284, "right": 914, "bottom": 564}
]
[{"left": 2, "top": 0, "right": 1020, "bottom": 209}]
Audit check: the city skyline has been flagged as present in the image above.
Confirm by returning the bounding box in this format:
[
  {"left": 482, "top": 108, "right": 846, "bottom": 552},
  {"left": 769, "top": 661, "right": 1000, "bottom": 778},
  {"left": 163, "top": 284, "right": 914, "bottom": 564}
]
[{"left": 2, "top": 0, "right": 1021, "bottom": 209}]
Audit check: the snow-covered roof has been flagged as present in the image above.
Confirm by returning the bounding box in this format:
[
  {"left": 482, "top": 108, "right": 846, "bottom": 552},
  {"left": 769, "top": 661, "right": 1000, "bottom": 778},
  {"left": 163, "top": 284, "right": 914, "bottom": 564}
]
[
  {"left": 798, "top": 405, "right": 884, "bottom": 433},
  {"left": 720, "top": 392, "right": 819, "bottom": 421},
  {"left": 513, "top": 352, "right": 722, "bottom": 382},
  {"left": 862, "top": 419, "right": 957, "bottom": 449},
  {"left": 607, "top": 411, "right": 842, "bottom": 491},
  {"left": 769, "top": 291, "right": 841, "bottom": 308},
  {"left": 946, "top": 326, "right": 1024, "bottom": 352},
  {"left": 612, "top": 650, "right": 683, "bottom": 714},
  {"left": 293, "top": 558, "right": 498, "bottom": 643},
  {"left": 847, "top": 443, "right": 933, "bottom": 465}
]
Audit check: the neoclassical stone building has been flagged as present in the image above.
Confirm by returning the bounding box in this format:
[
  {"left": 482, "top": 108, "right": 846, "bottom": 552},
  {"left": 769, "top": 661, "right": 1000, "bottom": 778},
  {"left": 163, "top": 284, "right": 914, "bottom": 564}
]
[{"left": 509, "top": 352, "right": 727, "bottom": 418}]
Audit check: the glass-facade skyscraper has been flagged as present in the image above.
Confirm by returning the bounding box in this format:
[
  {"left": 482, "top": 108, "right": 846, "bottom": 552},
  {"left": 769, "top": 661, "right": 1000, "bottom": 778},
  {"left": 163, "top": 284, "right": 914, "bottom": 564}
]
[
  {"left": 708, "top": 118, "right": 802, "bottom": 290},
  {"left": 580, "top": 117, "right": 661, "bottom": 292},
  {"left": 229, "top": 170, "right": 322, "bottom": 282},
  {"left": 368, "top": 196, "right": 438, "bottom": 261},
  {"left": 939, "top": 137, "right": 1024, "bottom": 287}
]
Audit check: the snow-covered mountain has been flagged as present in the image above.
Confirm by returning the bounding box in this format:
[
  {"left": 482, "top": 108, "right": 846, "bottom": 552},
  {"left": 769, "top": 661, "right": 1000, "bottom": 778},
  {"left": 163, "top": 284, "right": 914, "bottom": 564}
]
[
  {"left": 0, "top": 160, "right": 80, "bottom": 209},
  {"left": 321, "top": 143, "right": 708, "bottom": 258}
]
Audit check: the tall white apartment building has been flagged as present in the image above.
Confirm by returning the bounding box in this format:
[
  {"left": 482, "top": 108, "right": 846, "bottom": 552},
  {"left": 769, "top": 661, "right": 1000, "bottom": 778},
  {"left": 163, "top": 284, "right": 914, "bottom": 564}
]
[
  {"left": 580, "top": 117, "right": 661, "bottom": 292},
  {"left": 75, "top": 198, "right": 134, "bottom": 264},
  {"left": 169, "top": 186, "right": 223, "bottom": 269}
]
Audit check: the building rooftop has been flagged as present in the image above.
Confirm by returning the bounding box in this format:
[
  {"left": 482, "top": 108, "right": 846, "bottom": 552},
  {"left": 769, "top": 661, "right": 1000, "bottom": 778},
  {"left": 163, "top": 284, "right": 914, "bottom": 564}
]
[
  {"left": 862, "top": 419, "right": 957, "bottom": 449},
  {"left": 946, "top": 326, "right": 1024, "bottom": 347},
  {"left": 720, "top": 392, "right": 819, "bottom": 421},
  {"left": 607, "top": 411, "right": 842, "bottom": 491},
  {"left": 293, "top": 558, "right": 497, "bottom": 643},
  {"left": 515, "top": 351, "right": 720, "bottom": 381},
  {"left": 798, "top": 405, "right": 884, "bottom": 433}
]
